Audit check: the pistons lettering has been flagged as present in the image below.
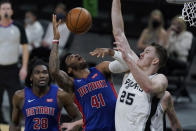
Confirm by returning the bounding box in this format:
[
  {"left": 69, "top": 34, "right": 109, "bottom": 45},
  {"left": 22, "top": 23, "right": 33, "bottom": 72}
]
[
  {"left": 26, "top": 106, "right": 55, "bottom": 117},
  {"left": 77, "top": 80, "right": 108, "bottom": 97}
]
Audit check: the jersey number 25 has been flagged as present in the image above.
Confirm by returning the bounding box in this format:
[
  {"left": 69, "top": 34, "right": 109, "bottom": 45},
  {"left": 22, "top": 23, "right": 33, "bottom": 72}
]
[{"left": 120, "top": 90, "right": 135, "bottom": 105}]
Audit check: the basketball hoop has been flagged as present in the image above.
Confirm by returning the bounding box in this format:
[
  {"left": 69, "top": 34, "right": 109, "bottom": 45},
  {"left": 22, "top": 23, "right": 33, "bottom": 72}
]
[{"left": 182, "top": 2, "right": 196, "bottom": 26}]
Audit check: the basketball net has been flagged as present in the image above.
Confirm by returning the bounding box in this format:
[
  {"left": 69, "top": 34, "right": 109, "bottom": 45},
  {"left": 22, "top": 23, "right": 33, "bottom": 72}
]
[{"left": 182, "top": 2, "right": 196, "bottom": 26}]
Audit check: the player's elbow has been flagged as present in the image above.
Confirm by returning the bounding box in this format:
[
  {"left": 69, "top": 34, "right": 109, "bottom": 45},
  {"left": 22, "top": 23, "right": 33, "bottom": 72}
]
[{"left": 143, "top": 84, "right": 157, "bottom": 93}]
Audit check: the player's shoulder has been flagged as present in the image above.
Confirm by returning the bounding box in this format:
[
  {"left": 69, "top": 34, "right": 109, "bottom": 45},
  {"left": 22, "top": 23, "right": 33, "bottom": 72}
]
[
  {"left": 153, "top": 73, "right": 168, "bottom": 81},
  {"left": 152, "top": 74, "right": 168, "bottom": 91},
  {"left": 162, "top": 91, "right": 172, "bottom": 102}
]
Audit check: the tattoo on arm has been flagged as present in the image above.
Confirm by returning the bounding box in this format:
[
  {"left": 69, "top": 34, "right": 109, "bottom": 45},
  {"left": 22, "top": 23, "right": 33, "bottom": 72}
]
[
  {"left": 62, "top": 92, "right": 81, "bottom": 120},
  {"left": 167, "top": 96, "right": 182, "bottom": 131},
  {"left": 56, "top": 71, "right": 74, "bottom": 93},
  {"left": 49, "top": 44, "right": 74, "bottom": 92},
  {"left": 49, "top": 43, "right": 60, "bottom": 79}
]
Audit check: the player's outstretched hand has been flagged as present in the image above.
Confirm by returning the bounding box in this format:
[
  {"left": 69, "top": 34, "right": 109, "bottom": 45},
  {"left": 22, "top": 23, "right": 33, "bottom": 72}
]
[
  {"left": 114, "top": 38, "right": 130, "bottom": 62},
  {"left": 114, "top": 35, "right": 132, "bottom": 56},
  {"left": 52, "top": 14, "right": 61, "bottom": 40},
  {"left": 90, "top": 48, "right": 113, "bottom": 58}
]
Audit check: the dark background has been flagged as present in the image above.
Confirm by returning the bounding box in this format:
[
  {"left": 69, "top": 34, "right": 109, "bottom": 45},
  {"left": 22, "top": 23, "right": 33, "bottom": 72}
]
[{"left": 11, "top": 0, "right": 193, "bottom": 38}]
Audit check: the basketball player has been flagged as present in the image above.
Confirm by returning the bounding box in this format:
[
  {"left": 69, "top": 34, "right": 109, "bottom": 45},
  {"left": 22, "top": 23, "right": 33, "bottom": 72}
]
[
  {"left": 113, "top": 37, "right": 168, "bottom": 131},
  {"left": 49, "top": 15, "right": 117, "bottom": 131},
  {"left": 9, "top": 59, "right": 81, "bottom": 131},
  {"left": 150, "top": 91, "right": 182, "bottom": 131},
  {"left": 90, "top": 0, "right": 168, "bottom": 130},
  {"left": 112, "top": 0, "right": 169, "bottom": 129}
]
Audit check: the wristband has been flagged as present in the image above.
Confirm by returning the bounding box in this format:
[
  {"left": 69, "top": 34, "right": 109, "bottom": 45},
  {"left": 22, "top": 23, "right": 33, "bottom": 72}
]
[
  {"left": 109, "top": 60, "right": 129, "bottom": 73},
  {"left": 52, "top": 40, "right": 59, "bottom": 44}
]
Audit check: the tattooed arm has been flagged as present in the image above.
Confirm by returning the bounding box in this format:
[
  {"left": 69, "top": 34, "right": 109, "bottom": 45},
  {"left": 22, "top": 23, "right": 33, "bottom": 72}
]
[
  {"left": 49, "top": 14, "right": 74, "bottom": 93},
  {"left": 163, "top": 91, "right": 182, "bottom": 131}
]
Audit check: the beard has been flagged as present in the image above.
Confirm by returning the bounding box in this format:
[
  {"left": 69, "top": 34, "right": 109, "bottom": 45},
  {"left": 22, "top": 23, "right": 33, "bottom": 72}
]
[{"left": 70, "top": 62, "right": 88, "bottom": 70}]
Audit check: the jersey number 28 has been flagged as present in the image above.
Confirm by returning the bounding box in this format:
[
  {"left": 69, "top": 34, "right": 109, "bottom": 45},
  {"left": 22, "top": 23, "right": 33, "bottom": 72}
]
[
  {"left": 33, "top": 118, "right": 48, "bottom": 130},
  {"left": 120, "top": 91, "right": 135, "bottom": 105}
]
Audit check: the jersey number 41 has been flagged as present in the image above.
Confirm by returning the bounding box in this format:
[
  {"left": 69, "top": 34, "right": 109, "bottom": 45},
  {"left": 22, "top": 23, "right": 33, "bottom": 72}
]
[{"left": 91, "top": 93, "right": 106, "bottom": 108}]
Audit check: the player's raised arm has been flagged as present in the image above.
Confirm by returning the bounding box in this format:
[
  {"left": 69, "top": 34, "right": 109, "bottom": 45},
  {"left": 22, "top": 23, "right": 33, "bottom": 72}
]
[
  {"left": 112, "top": 0, "right": 139, "bottom": 62},
  {"left": 49, "top": 14, "right": 73, "bottom": 93},
  {"left": 112, "top": 0, "right": 124, "bottom": 36},
  {"left": 9, "top": 90, "right": 24, "bottom": 131}
]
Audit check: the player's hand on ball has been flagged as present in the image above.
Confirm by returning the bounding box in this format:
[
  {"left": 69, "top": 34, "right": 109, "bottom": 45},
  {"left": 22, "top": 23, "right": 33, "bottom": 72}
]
[
  {"left": 90, "top": 48, "right": 111, "bottom": 58},
  {"left": 52, "top": 14, "right": 61, "bottom": 40}
]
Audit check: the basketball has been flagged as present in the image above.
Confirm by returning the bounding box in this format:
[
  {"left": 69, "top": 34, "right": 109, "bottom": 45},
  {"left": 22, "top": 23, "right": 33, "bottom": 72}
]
[{"left": 66, "top": 7, "right": 92, "bottom": 34}]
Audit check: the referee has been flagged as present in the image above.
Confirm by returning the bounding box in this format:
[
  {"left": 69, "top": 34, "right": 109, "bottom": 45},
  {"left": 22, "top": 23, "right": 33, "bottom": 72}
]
[{"left": 0, "top": 1, "right": 29, "bottom": 123}]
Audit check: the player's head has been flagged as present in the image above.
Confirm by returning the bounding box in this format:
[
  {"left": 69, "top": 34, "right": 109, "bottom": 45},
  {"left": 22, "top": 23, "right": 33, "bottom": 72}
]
[
  {"left": 25, "top": 59, "right": 51, "bottom": 88},
  {"left": 149, "top": 9, "right": 164, "bottom": 29},
  {"left": 61, "top": 53, "right": 87, "bottom": 76},
  {"left": 0, "top": 0, "right": 13, "bottom": 19},
  {"left": 171, "top": 15, "right": 186, "bottom": 33},
  {"left": 137, "top": 43, "right": 167, "bottom": 70}
]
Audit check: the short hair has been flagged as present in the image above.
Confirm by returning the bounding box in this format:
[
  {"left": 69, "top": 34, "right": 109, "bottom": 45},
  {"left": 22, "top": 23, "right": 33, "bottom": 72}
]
[
  {"left": 172, "top": 15, "right": 187, "bottom": 31},
  {"left": 25, "top": 58, "right": 51, "bottom": 88},
  {"left": 0, "top": 0, "right": 11, "bottom": 8},
  {"left": 150, "top": 42, "right": 168, "bottom": 68},
  {"left": 60, "top": 53, "right": 72, "bottom": 73},
  {"left": 26, "top": 9, "right": 38, "bottom": 18},
  {"left": 148, "top": 9, "right": 164, "bottom": 30},
  {"left": 56, "top": 3, "right": 66, "bottom": 11}
]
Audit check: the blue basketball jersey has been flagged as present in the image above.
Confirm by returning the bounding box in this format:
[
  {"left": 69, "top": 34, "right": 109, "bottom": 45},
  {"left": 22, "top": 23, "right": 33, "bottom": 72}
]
[
  {"left": 74, "top": 67, "right": 117, "bottom": 131},
  {"left": 22, "top": 85, "right": 61, "bottom": 131}
]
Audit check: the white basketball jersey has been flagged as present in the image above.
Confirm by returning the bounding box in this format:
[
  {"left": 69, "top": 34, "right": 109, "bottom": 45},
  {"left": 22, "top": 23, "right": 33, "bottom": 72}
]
[
  {"left": 150, "top": 103, "right": 166, "bottom": 131},
  {"left": 115, "top": 73, "right": 157, "bottom": 131}
]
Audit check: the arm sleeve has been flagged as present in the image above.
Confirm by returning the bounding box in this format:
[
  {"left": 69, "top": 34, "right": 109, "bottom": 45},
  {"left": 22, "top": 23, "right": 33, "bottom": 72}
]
[
  {"left": 109, "top": 50, "right": 138, "bottom": 73},
  {"left": 109, "top": 60, "right": 129, "bottom": 73}
]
